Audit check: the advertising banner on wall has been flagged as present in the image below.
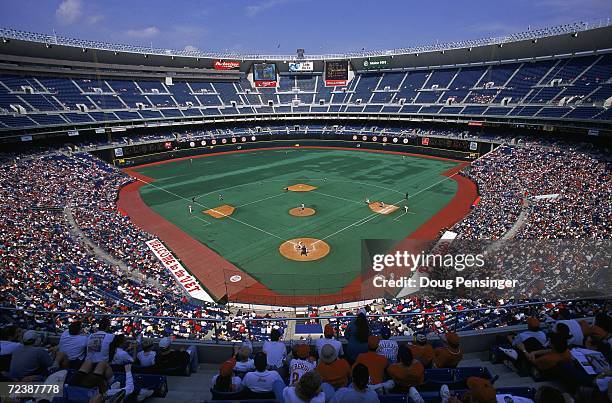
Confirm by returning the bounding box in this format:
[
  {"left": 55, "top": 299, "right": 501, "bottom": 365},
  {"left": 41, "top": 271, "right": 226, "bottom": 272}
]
[
  {"left": 146, "top": 239, "right": 215, "bottom": 302},
  {"left": 362, "top": 57, "right": 390, "bottom": 70},
  {"left": 288, "top": 61, "right": 314, "bottom": 72},
  {"left": 213, "top": 60, "right": 241, "bottom": 70}
]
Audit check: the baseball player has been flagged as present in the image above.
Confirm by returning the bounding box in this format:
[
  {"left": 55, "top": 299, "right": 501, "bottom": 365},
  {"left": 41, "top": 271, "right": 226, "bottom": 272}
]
[
  {"left": 300, "top": 203, "right": 305, "bottom": 211},
  {"left": 404, "top": 205, "right": 409, "bottom": 213},
  {"left": 365, "top": 198, "right": 370, "bottom": 204},
  {"left": 379, "top": 201, "right": 385, "bottom": 208},
  {"left": 300, "top": 244, "right": 308, "bottom": 256},
  {"left": 218, "top": 193, "right": 223, "bottom": 201},
  {"left": 188, "top": 205, "right": 193, "bottom": 214},
  {"left": 405, "top": 192, "right": 409, "bottom": 200}
]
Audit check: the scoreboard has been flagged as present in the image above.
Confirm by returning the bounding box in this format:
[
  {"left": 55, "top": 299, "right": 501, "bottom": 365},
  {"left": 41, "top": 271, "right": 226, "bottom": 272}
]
[{"left": 325, "top": 61, "right": 349, "bottom": 86}]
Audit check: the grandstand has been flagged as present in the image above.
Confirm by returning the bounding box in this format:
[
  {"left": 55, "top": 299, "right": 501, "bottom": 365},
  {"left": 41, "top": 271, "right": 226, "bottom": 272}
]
[{"left": 0, "top": 12, "right": 610, "bottom": 403}]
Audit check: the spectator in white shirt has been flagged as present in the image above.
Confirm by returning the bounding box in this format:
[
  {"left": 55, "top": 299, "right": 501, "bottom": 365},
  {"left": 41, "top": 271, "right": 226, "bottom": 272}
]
[
  {"left": 289, "top": 344, "right": 316, "bottom": 385},
  {"left": 509, "top": 317, "right": 548, "bottom": 351},
  {"left": 316, "top": 325, "right": 344, "bottom": 358},
  {"left": 234, "top": 345, "right": 255, "bottom": 374},
  {"left": 58, "top": 321, "right": 88, "bottom": 367},
  {"left": 280, "top": 370, "right": 326, "bottom": 403},
  {"left": 377, "top": 326, "right": 399, "bottom": 363},
  {"left": 110, "top": 335, "right": 134, "bottom": 365},
  {"left": 262, "top": 328, "right": 287, "bottom": 370},
  {"left": 242, "top": 352, "right": 282, "bottom": 393},
  {"left": 554, "top": 318, "right": 584, "bottom": 347},
  {"left": 86, "top": 318, "right": 116, "bottom": 364},
  {"left": 136, "top": 339, "right": 156, "bottom": 367}
]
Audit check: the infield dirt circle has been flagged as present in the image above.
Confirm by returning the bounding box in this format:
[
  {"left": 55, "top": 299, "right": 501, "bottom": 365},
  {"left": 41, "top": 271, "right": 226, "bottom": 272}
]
[
  {"left": 289, "top": 207, "right": 316, "bottom": 217},
  {"left": 279, "top": 238, "right": 330, "bottom": 261}
]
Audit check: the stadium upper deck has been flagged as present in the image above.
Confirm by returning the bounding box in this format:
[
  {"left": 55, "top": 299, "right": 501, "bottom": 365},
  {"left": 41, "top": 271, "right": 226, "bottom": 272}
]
[{"left": 0, "top": 21, "right": 611, "bottom": 141}]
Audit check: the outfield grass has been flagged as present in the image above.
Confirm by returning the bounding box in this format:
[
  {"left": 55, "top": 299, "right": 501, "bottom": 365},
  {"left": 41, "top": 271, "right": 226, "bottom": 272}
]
[{"left": 135, "top": 148, "right": 460, "bottom": 295}]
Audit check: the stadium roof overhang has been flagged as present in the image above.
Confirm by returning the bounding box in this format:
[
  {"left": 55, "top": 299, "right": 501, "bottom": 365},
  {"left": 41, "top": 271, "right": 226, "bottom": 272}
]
[{"left": 0, "top": 22, "right": 611, "bottom": 74}]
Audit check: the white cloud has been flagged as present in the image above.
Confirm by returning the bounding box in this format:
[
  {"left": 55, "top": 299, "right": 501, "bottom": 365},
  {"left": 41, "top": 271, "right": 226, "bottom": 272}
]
[
  {"left": 56, "top": 0, "right": 82, "bottom": 24},
  {"left": 245, "top": 0, "right": 291, "bottom": 17},
  {"left": 183, "top": 45, "right": 199, "bottom": 52},
  {"left": 87, "top": 14, "right": 104, "bottom": 24},
  {"left": 126, "top": 26, "right": 160, "bottom": 39}
]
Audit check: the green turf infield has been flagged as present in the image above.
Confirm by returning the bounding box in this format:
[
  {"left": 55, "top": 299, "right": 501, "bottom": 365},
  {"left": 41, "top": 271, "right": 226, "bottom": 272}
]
[{"left": 134, "top": 148, "right": 460, "bottom": 295}]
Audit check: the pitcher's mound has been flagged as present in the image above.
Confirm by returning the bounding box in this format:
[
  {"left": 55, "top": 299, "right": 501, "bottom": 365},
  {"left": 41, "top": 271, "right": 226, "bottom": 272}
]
[
  {"left": 204, "top": 204, "right": 235, "bottom": 218},
  {"left": 279, "top": 238, "right": 330, "bottom": 261},
  {"left": 289, "top": 207, "right": 316, "bottom": 217},
  {"left": 368, "top": 202, "right": 399, "bottom": 215},
  {"left": 287, "top": 183, "right": 317, "bottom": 192}
]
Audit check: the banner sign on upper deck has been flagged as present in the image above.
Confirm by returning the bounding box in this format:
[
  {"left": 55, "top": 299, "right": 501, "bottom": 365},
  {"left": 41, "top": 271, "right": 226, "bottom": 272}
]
[{"left": 288, "top": 61, "right": 314, "bottom": 72}]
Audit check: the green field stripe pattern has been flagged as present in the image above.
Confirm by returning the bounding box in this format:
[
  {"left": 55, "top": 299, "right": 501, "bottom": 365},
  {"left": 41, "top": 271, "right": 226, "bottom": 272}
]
[{"left": 135, "top": 149, "right": 460, "bottom": 295}]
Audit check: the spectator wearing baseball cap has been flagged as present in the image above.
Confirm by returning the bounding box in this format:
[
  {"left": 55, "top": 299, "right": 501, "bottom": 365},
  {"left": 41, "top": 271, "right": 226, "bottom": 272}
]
[
  {"left": 289, "top": 344, "right": 315, "bottom": 385},
  {"left": 154, "top": 337, "right": 194, "bottom": 374},
  {"left": 502, "top": 316, "right": 548, "bottom": 371},
  {"left": 465, "top": 376, "right": 534, "bottom": 403},
  {"left": 376, "top": 326, "right": 399, "bottom": 364},
  {"left": 9, "top": 330, "right": 54, "bottom": 380},
  {"left": 386, "top": 345, "right": 424, "bottom": 393},
  {"left": 509, "top": 317, "right": 547, "bottom": 351},
  {"left": 434, "top": 331, "right": 463, "bottom": 368},
  {"left": 316, "top": 324, "right": 344, "bottom": 358},
  {"left": 353, "top": 336, "right": 391, "bottom": 390},
  {"left": 410, "top": 333, "right": 435, "bottom": 368},
  {"left": 212, "top": 358, "right": 243, "bottom": 393},
  {"left": 316, "top": 344, "right": 351, "bottom": 389}
]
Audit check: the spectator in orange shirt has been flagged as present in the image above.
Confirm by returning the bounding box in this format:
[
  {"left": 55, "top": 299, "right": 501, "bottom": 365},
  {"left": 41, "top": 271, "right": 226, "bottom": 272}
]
[
  {"left": 434, "top": 331, "right": 463, "bottom": 368},
  {"left": 387, "top": 345, "right": 424, "bottom": 393},
  {"left": 527, "top": 332, "right": 572, "bottom": 372},
  {"left": 316, "top": 344, "right": 351, "bottom": 389},
  {"left": 409, "top": 333, "right": 434, "bottom": 368},
  {"left": 353, "top": 336, "right": 392, "bottom": 391}
]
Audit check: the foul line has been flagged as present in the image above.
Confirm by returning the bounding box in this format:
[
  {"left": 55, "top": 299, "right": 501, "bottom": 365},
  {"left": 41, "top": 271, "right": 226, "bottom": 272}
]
[
  {"left": 313, "top": 170, "right": 462, "bottom": 246},
  {"left": 392, "top": 210, "right": 416, "bottom": 221},
  {"left": 190, "top": 215, "right": 212, "bottom": 226},
  {"left": 135, "top": 177, "right": 296, "bottom": 245}
]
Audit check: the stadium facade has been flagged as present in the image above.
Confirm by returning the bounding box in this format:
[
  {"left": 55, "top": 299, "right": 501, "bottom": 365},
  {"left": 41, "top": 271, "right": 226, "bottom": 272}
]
[{"left": 0, "top": 20, "right": 610, "bottom": 146}]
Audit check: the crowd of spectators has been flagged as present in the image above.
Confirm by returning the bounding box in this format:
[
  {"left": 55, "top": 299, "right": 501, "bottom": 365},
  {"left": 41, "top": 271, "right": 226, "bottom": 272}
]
[
  {"left": 0, "top": 135, "right": 609, "bottom": 346},
  {"left": 0, "top": 151, "right": 287, "bottom": 342},
  {"left": 454, "top": 142, "right": 610, "bottom": 240}
]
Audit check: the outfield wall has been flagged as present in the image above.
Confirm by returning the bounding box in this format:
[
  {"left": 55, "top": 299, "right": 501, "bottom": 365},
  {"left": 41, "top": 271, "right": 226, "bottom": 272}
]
[{"left": 92, "top": 135, "right": 491, "bottom": 167}]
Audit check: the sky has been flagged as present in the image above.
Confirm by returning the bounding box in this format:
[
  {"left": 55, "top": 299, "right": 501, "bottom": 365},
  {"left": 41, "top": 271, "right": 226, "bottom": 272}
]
[{"left": 0, "top": 0, "right": 611, "bottom": 55}]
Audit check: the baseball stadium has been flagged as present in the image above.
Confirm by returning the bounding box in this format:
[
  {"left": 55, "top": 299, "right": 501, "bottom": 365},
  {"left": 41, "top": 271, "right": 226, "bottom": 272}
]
[{"left": 0, "top": 1, "right": 610, "bottom": 402}]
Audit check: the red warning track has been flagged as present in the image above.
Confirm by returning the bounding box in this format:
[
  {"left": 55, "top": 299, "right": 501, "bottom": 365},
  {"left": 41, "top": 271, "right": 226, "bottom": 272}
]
[{"left": 118, "top": 147, "right": 478, "bottom": 307}]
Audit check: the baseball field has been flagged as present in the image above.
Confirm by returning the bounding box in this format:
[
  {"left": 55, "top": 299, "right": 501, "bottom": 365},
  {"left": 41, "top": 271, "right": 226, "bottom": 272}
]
[{"left": 120, "top": 146, "right": 476, "bottom": 303}]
